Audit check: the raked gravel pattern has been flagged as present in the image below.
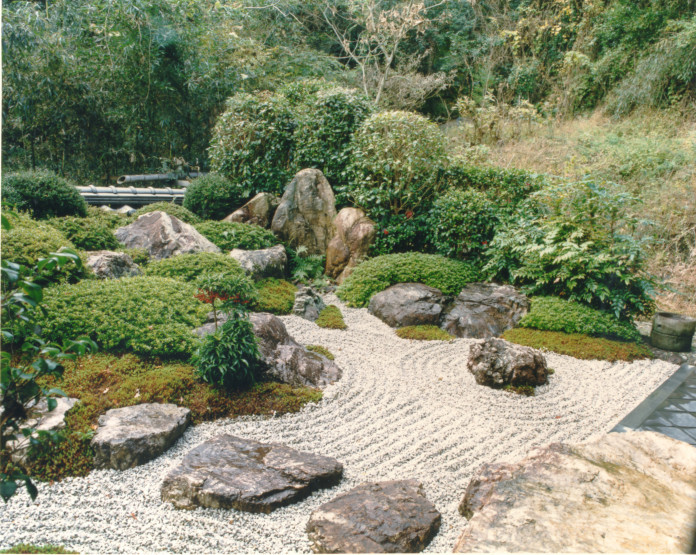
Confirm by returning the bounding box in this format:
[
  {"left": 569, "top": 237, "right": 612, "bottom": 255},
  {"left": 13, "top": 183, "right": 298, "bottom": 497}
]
[{"left": 0, "top": 294, "right": 679, "bottom": 553}]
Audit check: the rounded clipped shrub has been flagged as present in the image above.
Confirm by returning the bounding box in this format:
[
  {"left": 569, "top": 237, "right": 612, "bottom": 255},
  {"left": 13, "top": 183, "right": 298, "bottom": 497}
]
[
  {"left": 130, "top": 202, "right": 202, "bottom": 224},
  {"left": 40, "top": 276, "right": 208, "bottom": 359},
  {"left": 336, "top": 252, "right": 480, "bottom": 307},
  {"left": 183, "top": 173, "right": 245, "bottom": 221},
  {"left": 145, "top": 252, "right": 247, "bottom": 283},
  {"left": 1, "top": 170, "right": 87, "bottom": 219},
  {"left": 209, "top": 92, "right": 296, "bottom": 198},
  {"left": 349, "top": 111, "right": 448, "bottom": 218},
  {"left": 194, "top": 221, "right": 279, "bottom": 252},
  {"left": 48, "top": 216, "right": 121, "bottom": 251},
  {"left": 252, "top": 278, "right": 298, "bottom": 315},
  {"left": 518, "top": 296, "right": 642, "bottom": 342}
]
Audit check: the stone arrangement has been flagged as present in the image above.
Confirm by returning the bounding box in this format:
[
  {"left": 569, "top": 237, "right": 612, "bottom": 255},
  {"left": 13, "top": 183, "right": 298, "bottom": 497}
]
[
  {"left": 467, "top": 337, "right": 548, "bottom": 388},
  {"left": 293, "top": 286, "right": 327, "bottom": 322}
]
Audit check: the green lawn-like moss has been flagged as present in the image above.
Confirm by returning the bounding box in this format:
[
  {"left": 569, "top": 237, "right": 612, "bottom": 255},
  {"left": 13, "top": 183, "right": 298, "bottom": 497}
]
[
  {"left": 316, "top": 305, "right": 347, "bottom": 330},
  {"left": 1, "top": 545, "right": 77, "bottom": 554},
  {"left": 395, "top": 325, "right": 454, "bottom": 341},
  {"left": 305, "top": 345, "right": 335, "bottom": 360},
  {"left": 252, "top": 278, "right": 297, "bottom": 315}
]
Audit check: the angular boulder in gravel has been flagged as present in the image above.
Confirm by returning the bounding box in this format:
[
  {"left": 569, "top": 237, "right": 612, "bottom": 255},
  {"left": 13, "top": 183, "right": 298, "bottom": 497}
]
[
  {"left": 223, "top": 192, "right": 280, "bottom": 228},
  {"left": 307, "top": 479, "right": 441, "bottom": 553},
  {"left": 230, "top": 244, "right": 287, "bottom": 280},
  {"left": 91, "top": 403, "right": 191, "bottom": 470},
  {"left": 325, "top": 207, "right": 376, "bottom": 284},
  {"left": 161, "top": 434, "right": 343, "bottom": 513},
  {"left": 271, "top": 168, "right": 337, "bottom": 255},
  {"left": 467, "top": 338, "right": 547, "bottom": 388},
  {"left": 293, "top": 286, "right": 326, "bottom": 322},
  {"left": 86, "top": 250, "right": 142, "bottom": 279},
  {"left": 114, "top": 211, "right": 220, "bottom": 260},
  {"left": 250, "top": 312, "right": 342, "bottom": 388},
  {"left": 441, "top": 283, "right": 529, "bottom": 339},
  {"left": 368, "top": 283, "right": 444, "bottom": 328},
  {"left": 454, "top": 431, "right": 696, "bottom": 553}
]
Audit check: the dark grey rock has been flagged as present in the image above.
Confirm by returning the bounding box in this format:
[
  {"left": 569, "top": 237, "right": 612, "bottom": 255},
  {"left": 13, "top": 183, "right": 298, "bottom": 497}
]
[
  {"left": 293, "top": 286, "right": 326, "bottom": 322},
  {"left": 368, "top": 283, "right": 444, "bottom": 328},
  {"left": 223, "top": 192, "right": 280, "bottom": 228},
  {"left": 161, "top": 434, "right": 343, "bottom": 512},
  {"left": 86, "top": 250, "right": 142, "bottom": 279},
  {"left": 91, "top": 403, "right": 191, "bottom": 470},
  {"left": 467, "top": 338, "right": 548, "bottom": 388},
  {"left": 307, "top": 479, "right": 441, "bottom": 553},
  {"left": 230, "top": 244, "right": 287, "bottom": 280},
  {"left": 441, "top": 283, "right": 529, "bottom": 339}
]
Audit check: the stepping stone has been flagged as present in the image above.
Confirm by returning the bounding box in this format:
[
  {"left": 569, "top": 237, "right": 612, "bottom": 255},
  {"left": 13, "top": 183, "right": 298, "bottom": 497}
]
[
  {"left": 306, "top": 480, "right": 441, "bottom": 553},
  {"left": 91, "top": 403, "right": 191, "bottom": 470},
  {"left": 161, "top": 435, "right": 343, "bottom": 512}
]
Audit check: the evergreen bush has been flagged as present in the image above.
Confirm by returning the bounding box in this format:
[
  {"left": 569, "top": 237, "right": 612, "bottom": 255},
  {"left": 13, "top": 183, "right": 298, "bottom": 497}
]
[
  {"left": 48, "top": 215, "right": 121, "bottom": 251},
  {"left": 194, "top": 221, "right": 279, "bottom": 252},
  {"left": 1, "top": 170, "right": 87, "bottom": 219},
  {"left": 183, "top": 174, "right": 245, "bottom": 221},
  {"left": 145, "top": 252, "right": 247, "bottom": 283}
]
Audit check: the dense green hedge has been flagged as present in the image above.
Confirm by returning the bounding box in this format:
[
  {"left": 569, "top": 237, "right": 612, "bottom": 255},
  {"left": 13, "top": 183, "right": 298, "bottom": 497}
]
[
  {"left": 194, "top": 221, "right": 279, "bottom": 252},
  {"left": 1, "top": 170, "right": 87, "bottom": 219},
  {"left": 48, "top": 215, "right": 121, "bottom": 251},
  {"left": 183, "top": 173, "right": 243, "bottom": 220},
  {"left": 437, "top": 164, "right": 544, "bottom": 204},
  {"left": 145, "top": 252, "right": 247, "bottom": 283},
  {"left": 130, "top": 202, "right": 202, "bottom": 224},
  {"left": 336, "top": 252, "right": 480, "bottom": 307},
  {"left": 517, "top": 296, "right": 642, "bottom": 342},
  {"left": 40, "top": 276, "right": 208, "bottom": 359}
]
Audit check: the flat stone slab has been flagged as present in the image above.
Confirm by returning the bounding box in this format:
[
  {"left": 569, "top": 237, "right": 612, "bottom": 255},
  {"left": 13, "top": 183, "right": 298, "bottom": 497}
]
[
  {"left": 454, "top": 431, "right": 696, "bottom": 553},
  {"left": 91, "top": 403, "right": 190, "bottom": 470},
  {"left": 161, "top": 435, "right": 343, "bottom": 513},
  {"left": 307, "top": 480, "right": 441, "bottom": 553}
]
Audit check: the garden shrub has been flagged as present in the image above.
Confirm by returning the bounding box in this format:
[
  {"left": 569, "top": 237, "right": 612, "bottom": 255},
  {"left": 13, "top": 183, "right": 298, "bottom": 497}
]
[
  {"left": 517, "top": 296, "right": 642, "bottom": 342},
  {"left": 209, "top": 92, "right": 296, "bottom": 198},
  {"left": 337, "top": 252, "right": 480, "bottom": 307},
  {"left": 395, "top": 325, "right": 454, "bottom": 341},
  {"left": 86, "top": 205, "right": 125, "bottom": 229},
  {"left": 252, "top": 278, "right": 297, "bottom": 315},
  {"left": 194, "top": 272, "right": 259, "bottom": 331},
  {"left": 349, "top": 111, "right": 448, "bottom": 220},
  {"left": 370, "top": 212, "right": 432, "bottom": 256},
  {"left": 39, "top": 276, "right": 208, "bottom": 359},
  {"left": 502, "top": 328, "right": 651, "bottom": 362},
  {"left": 288, "top": 246, "right": 325, "bottom": 283},
  {"left": 47, "top": 215, "right": 121, "bottom": 251},
  {"left": 305, "top": 345, "right": 334, "bottom": 360},
  {"left": 316, "top": 305, "right": 347, "bottom": 330},
  {"left": 194, "top": 221, "right": 279, "bottom": 252},
  {"left": 183, "top": 173, "right": 245, "bottom": 220},
  {"left": 145, "top": 252, "right": 247, "bottom": 283},
  {"left": 1, "top": 170, "right": 87, "bottom": 219},
  {"left": 120, "top": 248, "right": 150, "bottom": 266},
  {"left": 130, "top": 202, "right": 202, "bottom": 224}
]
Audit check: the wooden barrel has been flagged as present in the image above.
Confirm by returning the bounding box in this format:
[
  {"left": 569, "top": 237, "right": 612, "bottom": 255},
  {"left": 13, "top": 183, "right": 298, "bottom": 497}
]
[{"left": 651, "top": 312, "right": 696, "bottom": 352}]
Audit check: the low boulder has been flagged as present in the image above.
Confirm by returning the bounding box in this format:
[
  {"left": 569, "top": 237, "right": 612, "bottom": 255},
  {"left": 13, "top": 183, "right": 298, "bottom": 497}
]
[
  {"left": 441, "top": 283, "right": 529, "bottom": 339},
  {"left": 325, "top": 208, "right": 376, "bottom": 284},
  {"left": 368, "top": 283, "right": 444, "bottom": 328},
  {"left": 454, "top": 431, "right": 696, "bottom": 553},
  {"left": 161, "top": 434, "right": 343, "bottom": 512},
  {"left": 292, "top": 286, "right": 326, "bottom": 322},
  {"left": 467, "top": 338, "right": 547, "bottom": 388},
  {"left": 91, "top": 403, "right": 191, "bottom": 470},
  {"left": 250, "top": 312, "right": 342, "bottom": 388},
  {"left": 86, "top": 250, "right": 142, "bottom": 279},
  {"left": 223, "top": 192, "right": 280, "bottom": 228},
  {"left": 114, "top": 211, "right": 220, "bottom": 260},
  {"left": 230, "top": 244, "right": 287, "bottom": 280},
  {"left": 115, "top": 205, "right": 136, "bottom": 216},
  {"left": 307, "top": 479, "right": 441, "bottom": 553}
]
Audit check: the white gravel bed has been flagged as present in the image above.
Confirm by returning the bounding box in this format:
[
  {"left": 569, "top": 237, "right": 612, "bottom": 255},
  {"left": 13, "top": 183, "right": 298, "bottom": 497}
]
[{"left": 0, "top": 294, "right": 679, "bottom": 553}]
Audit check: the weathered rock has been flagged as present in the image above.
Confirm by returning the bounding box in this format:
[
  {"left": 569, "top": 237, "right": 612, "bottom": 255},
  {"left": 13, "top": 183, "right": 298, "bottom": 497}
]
[
  {"left": 325, "top": 208, "right": 376, "bottom": 284},
  {"left": 467, "top": 337, "right": 547, "bottom": 388},
  {"left": 115, "top": 205, "right": 136, "bottom": 216},
  {"left": 250, "top": 312, "right": 342, "bottom": 388},
  {"left": 8, "top": 397, "right": 78, "bottom": 464},
  {"left": 271, "top": 169, "right": 337, "bottom": 255},
  {"left": 307, "top": 479, "right": 441, "bottom": 553},
  {"left": 161, "top": 434, "right": 343, "bottom": 512},
  {"left": 454, "top": 431, "right": 696, "bottom": 553},
  {"left": 91, "top": 403, "right": 191, "bottom": 470},
  {"left": 86, "top": 250, "right": 142, "bottom": 279},
  {"left": 368, "top": 283, "right": 444, "bottom": 328},
  {"left": 223, "top": 192, "right": 280, "bottom": 228},
  {"left": 230, "top": 244, "right": 287, "bottom": 280},
  {"left": 441, "top": 283, "right": 529, "bottom": 339},
  {"left": 114, "top": 211, "right": 220, "bottom": 260},
  {"left": 293, "top": 286, "right": 326, "bottom": 322}
]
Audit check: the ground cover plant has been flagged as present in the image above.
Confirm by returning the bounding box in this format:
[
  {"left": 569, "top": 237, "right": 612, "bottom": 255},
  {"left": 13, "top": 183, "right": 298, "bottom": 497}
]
[
  {"left": 316, "top": 305, "right": 347, "bottom": 330},
  {"left": 1, "top": 170, "right": 87, "bottom": 219},
  {"left": 129, "top": 202, "right": 202, "bottom": 225},
  {"left": 47, "top": 215, "right": 121, "bottom": 251},
  {"left": 251, "top": 278, "right": 297, "bottom": 315},
  {"left": 194, "top": 221, "right": 279, "bottom": 252},
  {"left": 145, "top": 252, "right": 247, "bottom": 283},
  {"left": 395, "top": 325, "right": 454, "bottom": 341},
  {"left": 1, "top": 545, "right": 77, "bottom": 554},
  {"left": 337, "top": 252, "right": 480, "bottom": 307},
  {"left": 305, "top": 345, "right": 334, "bottom": 360}
]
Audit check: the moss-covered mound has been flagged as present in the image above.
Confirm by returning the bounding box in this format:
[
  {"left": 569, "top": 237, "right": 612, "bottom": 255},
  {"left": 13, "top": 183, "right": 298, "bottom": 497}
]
[
  {"left": 194, "top": 221, "right": 279, "bottom": 252},
  {"left": 305, "top": 345, "right": 335, "bottom": 360},
  {"left": 316, "top": 305, "right": 347, "bottom": 330},
  {"left": 252, "top": 278, "right": 297, "bottom": 315},
  {"left": 395, "top": 325, "right": 454, "bottom": 341},
  {"left": 145, "top": 252, "right": 247, "bottom": 283}
]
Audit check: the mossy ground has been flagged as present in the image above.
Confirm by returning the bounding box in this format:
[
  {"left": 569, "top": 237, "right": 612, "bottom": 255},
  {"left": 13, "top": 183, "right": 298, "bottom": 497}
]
[
  {"left": 252, "top": 278, "right": 297, "bottom": 315},
  {"left": 29, "top": 353, "right": 321, "bottom": 481},
  {"left": 316, "top": 305, "right": 347, "bottom": 330},
  {"left": 502, "top": 328, "right": 652, "bottom": 362},
  {"left": 395, "top": 325, "right": 454, "bottom": 341},
  {"left": 0, "top": 545, "right": 77, "bottom": 554},
  {"left": 305, "top": 345, "right": 335, "bottom": 360}
]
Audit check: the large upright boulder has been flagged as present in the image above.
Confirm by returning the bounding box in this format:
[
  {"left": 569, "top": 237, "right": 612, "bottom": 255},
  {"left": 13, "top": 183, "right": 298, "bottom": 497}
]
[
  {"left": 467, "top": 337, "right": 548, "bottom": 388},
  {"left": 454, "top": 431, "right": 696, "bottom": 553},
  {"left": 325, "top": 208, "right": 376, "bottom": 283},
  {"left": 86, "top": 250, "right": 142, "bottom": 279},
  {"left": 114, "top": 211, "right": 220, "bottom": 260},
  {"left": 271, "top": 169, "right": 337, "bottom": 255},
  {"left": 368, "top": 283, "right": 445, "bottom": 328},
  {"left": 223, "top": 192, "right": 280, "bottom": 228}
]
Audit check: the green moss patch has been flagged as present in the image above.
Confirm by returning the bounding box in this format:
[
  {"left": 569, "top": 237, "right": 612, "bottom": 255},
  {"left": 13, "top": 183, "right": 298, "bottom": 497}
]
[
  {"left": 316, "top": 305, "right": 347, "bottom": 330},
  {"left": 502, "top": 328, "right": 652, "bottom": 362},
  {"left": 503, "top": 384, "right": 536, "bottom": 396},
  {"left": 1, "top": 545, "right": 77, "bottom": 554},
  {"left": 395, "top": 325, "right": 454, "bottom": 341},
  {"left": 252, "top": 278, "right": 297, "bottom": 315},
  {"left": 306, "top": 345, "right": 335, "bottom": 360}
]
